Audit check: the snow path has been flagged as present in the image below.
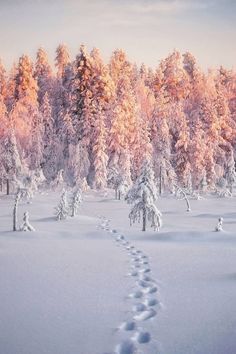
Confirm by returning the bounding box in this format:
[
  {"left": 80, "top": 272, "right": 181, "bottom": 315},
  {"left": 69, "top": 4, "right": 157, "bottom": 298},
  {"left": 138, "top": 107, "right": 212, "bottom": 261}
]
[{"left": 98, "top": 216, "right": 161, "bottom": 354}]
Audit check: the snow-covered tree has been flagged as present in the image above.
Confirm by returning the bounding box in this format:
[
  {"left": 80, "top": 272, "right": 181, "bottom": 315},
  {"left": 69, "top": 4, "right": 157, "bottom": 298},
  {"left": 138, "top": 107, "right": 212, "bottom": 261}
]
[
  {"left": 34, "top": 47, "right": 53, "bottom": 105},
  {"left": 20, "top": 211, "right": 35, "bottom": 231},
  {"left": 225, "top": 151, "right": 236, "bottom": 194},
  {"left": 13, "top": 189, "right": 22, "bottom": 231},
  {"left": 55, "top": 190, "right": 69, "bottom": 220},
  {"left": 150, "top": 88, "right": 176, "bottom": 193},
  {"left": 51, "top": 169, "right": 64, "bottom": 190},
  {"left": 108, "top": 49, "right": 137, "bottom": 185},
  {"left": 1, "top": 129, "right": 22, "bottom": 194},
  {"left": 90, "top": 109, "right": 108, "bottom": 189},
  {"left": 12, "top": 55, "right": 42, "bottom": 168},
  {"left": 71, "top": 189, "right": 82, "bottom": 217},
  {"left": 0, "top": 59, "right": 7, "bottom": 100},
  {"left": 126, "top": 162, "right": 161, "bottom": 231},
  {"left": 55, "top": 44, "right": 70, "bottom": 79},
  {"left": 174, "top": 184, "right": 191, "bottom": 212}
]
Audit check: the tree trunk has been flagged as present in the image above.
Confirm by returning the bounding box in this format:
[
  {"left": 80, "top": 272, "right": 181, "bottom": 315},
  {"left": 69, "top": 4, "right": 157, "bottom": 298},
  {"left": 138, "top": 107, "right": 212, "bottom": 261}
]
[
  {"left": 142, "top": 210, "right": 146, "bottom": 231},
  {"left": 0, "top": 178, "right": 2, "bottom": 192},
  {"left": 115, "top": 188, "right": 118, "bottom": 200},
  {"left": 142, "top": 206, "right": 146, "bottom": 232},
  {"left": 13, "top": 203, "right": 17, "bottom": 231},
  {"left": 159, "top": 166, "right": 162, "bottom": 196},
  {"left": 6, "top": 179, "right": 10, "bottom": 195},
  {"left": 118, "top": 191, "right": 121, "bottom": 200}
]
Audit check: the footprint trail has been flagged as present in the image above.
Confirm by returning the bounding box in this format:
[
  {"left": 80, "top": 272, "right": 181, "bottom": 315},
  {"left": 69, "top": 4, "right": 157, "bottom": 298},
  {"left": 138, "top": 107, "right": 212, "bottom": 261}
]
[{"left": 98, "top": 216, "right": 162, "bottom": 354}]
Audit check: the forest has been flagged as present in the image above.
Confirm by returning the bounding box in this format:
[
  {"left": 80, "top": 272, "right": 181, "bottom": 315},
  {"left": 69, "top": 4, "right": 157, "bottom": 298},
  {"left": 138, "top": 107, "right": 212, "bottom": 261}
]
[{"left": 0, "top": 45, "right": 236, "bottom": 194}]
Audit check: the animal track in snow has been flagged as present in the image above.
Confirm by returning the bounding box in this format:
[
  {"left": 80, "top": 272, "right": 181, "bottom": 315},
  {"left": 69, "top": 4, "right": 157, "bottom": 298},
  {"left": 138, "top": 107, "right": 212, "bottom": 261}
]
[
  {"left": 119, "top": 321, "right": 137, "bottom": 331},
  {"left": 115, "top": 340, "right": 137, "bottom": 354},
  {"left": 133, "top": 308, "right": 157, "bottom": 321},
  {"left": 136, "top": 280, "right": 150, "bottom": 288},
  {"left": 132, "top": 303, "right": 147, "bottom": 312},
  {"left": 128, "top": 290, "right": 143, "bottom": 299},
  {"left": 144, "top": 286, "right": 158, "bottom": 294},
  {"left": 144, "top": 298, "right": 160, "bottom": 307},
  {"left": 133, "top": 331, "right": 151, "bottom": 344},
  {"left": 138, "top": 268, "right": 151, "bottom": 274},
  {"left": 128, "top": 270, "right": 138, "bottom": 277}
]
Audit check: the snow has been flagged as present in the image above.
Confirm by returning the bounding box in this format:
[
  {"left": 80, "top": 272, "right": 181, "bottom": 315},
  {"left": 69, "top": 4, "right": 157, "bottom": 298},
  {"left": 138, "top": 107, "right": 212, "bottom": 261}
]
[{"left": 0, "top": 190, "right": 236, "bottom": 354}]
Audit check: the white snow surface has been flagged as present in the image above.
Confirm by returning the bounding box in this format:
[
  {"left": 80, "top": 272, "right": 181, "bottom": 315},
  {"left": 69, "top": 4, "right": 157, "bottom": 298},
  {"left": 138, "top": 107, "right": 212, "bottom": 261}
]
[{"left": 0, "top": 190, "right": 236, "bottom": 354}]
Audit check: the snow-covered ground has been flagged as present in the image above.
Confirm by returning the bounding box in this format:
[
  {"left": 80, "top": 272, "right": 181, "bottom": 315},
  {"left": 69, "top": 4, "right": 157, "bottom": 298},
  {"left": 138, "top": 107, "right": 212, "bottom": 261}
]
[{"left": 0, "top": 190, "right": 236, "bottom": 354}]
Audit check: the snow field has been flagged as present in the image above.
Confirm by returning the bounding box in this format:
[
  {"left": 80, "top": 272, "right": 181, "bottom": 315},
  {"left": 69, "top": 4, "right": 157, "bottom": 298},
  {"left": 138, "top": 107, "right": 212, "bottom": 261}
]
[{"left": 0, "top": 190, "right": 236, "bottom": 354}]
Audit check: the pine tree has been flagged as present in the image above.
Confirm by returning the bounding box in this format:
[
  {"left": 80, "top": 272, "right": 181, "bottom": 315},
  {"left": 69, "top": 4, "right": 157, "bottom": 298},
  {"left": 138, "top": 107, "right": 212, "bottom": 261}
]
[
  {"left": 1, "top": 129, "right": 22, "bottom": 194},
  {"left": 108, "top": 50, "right": 137, "bottom": 185},
  {"left": 13, "top": 55, "right": 42, "bottom": 168},
  {"left": 90, "top": 108, "right": 108, "bottom": 189},
  {"left": 34, "top": 47, "right": 53, "bottom": 105},
  {"left": 151, "top": 88, "right": 175, "bottom": 192},
  {"left": 13, "top": 189, "right": 22, "bottom": 231},
  {"left": 126, "top": 162, "right": 161, "bottom": 231},
  {"left": 225, "top": 151, "right": 236, "bottom": 194},
  {"left": 71, "top": 189, "right": 82, "bottom": 217},
  {"left": 55, "top": 44, "right": 70, "bottom": 79},
  {"left": 0, "top": 59, "right": 7, "bottom": 100},
  {"left": 55, "top": 190, "right": 69, "bottom": 220},
  {"left": 174, "top": 103, "right": 191, "bottom": 188}
]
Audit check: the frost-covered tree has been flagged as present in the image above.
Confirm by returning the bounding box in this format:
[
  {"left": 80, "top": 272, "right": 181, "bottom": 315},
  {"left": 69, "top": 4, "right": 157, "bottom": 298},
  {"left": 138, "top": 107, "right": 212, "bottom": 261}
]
[
  {"left": 20, "top": 211, "right": 35, "bottom": 231},
  {"left": 12, "top": 55, "right": 42, "bottom": 167},
  {"left": 108, "top": 49, "right": 137, "bottom": 185},
  {"left": 51, "top": 169, "right": 64, "bottom": 190},
  {"left": 126, "top": 162, "right": 161, "bottom": 231},
  {"left": 34, "top": 47, "right": 53, "bottom": 105},
  {"left": 0, "top": 59, "right": 7, "bottom": 100},
  {"left": 1, "top": 129, "right": 22, "bottom": 194},
  {"left": 55, "top": 190, "right": 69, "bottom": 220},
  {"left": 13, "top": 189, "right": 22, "bottom": 231},
  {"left": 225, "top": 151, "right": 236, "bottom": 194},
  {"left": 174, "top": 184, "right": 191, "bottom": 212},
  {"left": 90, "top": 108, "right": 108, "bottom": 189},
  {"left": 71, "top": 189, "right": 82, "bottom": 217},
  {"left": 55, "top": 44, "right": 70, "bottom": 79},
  {"left": 151, "top": 89, "right": 175, "bottom": 193},
  {"left": 40, "top": 92, "right": 57, "bottom": 177}
]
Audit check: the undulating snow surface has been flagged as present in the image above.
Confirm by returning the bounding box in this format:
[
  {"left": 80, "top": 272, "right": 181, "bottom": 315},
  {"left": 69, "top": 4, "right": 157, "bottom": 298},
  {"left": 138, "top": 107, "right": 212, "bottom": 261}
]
[{"left": 0, "top": 190, "right": 236, "bottom": 354}]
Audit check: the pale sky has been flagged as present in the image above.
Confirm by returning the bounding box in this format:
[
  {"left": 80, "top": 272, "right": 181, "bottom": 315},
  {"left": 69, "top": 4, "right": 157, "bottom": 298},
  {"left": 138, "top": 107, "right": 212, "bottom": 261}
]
[{"left": 0, "top": 0, "right": 235, "bottom": 71}]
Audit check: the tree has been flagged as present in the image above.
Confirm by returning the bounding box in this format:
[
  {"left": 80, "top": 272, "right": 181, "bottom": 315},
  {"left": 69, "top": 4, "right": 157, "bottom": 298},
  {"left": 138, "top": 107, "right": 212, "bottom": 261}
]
[
  {"left": 40, "top": 92, "right": 58, "bottom": 179},
  {"left": 71, "top": 189, "right": 82, "bottom": 217},
  {"left": 55, "top": 190, "right": 69, "bottom": 220},
  {"left": 0, "top": 58, "right": 7, "bottom": 99},
  {"left": 13, "top": 189, "right": 22, "bottom": 231},
  {"left": 126, "top": 162, "right": 161, "bottom": 231},
  {"left": 174, "top": 184, "right": 191, "bottom": 212},
  {"left": 55, "top": 44, "right": 70, "bottom": 79},
  {"left": 225, "top": 151, "right": 236, "bottom": 194},
  {"left": 90, "top": 108, "right": 108, "bottom": 189},
  {"left": 12, "top": 55, "right": 42, "bottom": 168},
  {"left": 1, "top": 129, "right": 22, "bottom": 194},
  {"left": 34, "top": 47, "right": 53, "bottom": 105},
  {"left": 108, "top": 50, "right": 136, "bottom": 185},
  {"left": 151, "top": 88, "right": 175, "bottom": 193}
]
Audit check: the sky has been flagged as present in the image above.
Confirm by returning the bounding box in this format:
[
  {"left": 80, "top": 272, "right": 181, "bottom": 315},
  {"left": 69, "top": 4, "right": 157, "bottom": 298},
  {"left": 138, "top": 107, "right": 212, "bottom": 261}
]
[{"left": 0, "top": 0, "right": 235, "bottom": 71}]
